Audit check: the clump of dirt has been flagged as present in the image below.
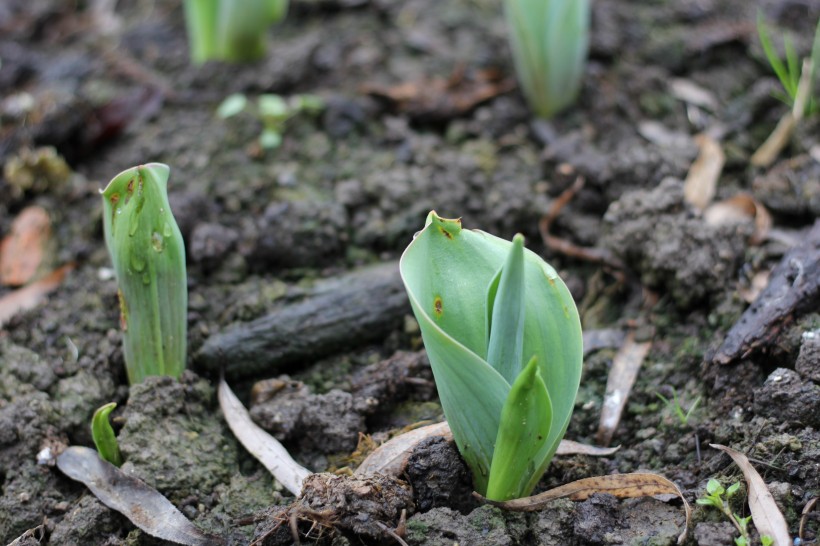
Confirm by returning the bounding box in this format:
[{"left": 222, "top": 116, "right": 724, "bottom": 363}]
[{"left": 601, "top": 178, "right": 752, "bottom": 308}]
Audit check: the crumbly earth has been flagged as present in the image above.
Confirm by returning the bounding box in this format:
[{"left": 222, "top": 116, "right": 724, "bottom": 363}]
[{"left": 1, "top": 0, "right": 820, "bottom": 544}]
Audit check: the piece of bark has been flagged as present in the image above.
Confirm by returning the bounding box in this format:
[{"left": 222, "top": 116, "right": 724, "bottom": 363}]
[
  {"left": 197, "top": 262, "right": 409, "bottom": 378},
  {"left": 712, "top": 220, "right": 820, "bottom": 365}
]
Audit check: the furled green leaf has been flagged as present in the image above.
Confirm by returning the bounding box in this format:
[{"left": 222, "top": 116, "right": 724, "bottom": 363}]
[
  {"left": 486, "top": 356, "right": 552, "bottom": 501},
  {"left": 101, "top": 163, "right": 187, "bottom": 384},
  {"left": 91, "top": 402, "right": 123, "bottom": 467},
  {"left": 486, "top": 234, "right": 526, "bottom": 384},
  {"left": 400, "top": 212, "right": 583, "bottom": 496}
]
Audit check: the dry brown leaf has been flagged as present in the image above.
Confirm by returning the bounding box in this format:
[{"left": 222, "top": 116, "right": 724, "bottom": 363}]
[
  {"left": 478, "top": 472, "right": 691, "bottom": 544},
  {"left": 218, "top": 378, "right": 311, "bottom": 496},
  {"left": 0, "top": 205, "right": 53, "bottom": 286},
  {"left": 361, "top": 67, "right": 515, "bottom": 122},
  {"left": 800, "top": 497, "right": 818, "bottom": 543},
  {"left": 57, "top": 446, "right": 223, "bottom": 546},
  {"left": 703, "top": 193, "right": 772, "bottom": 245},
  {"left": 0, "top": 263, "right": 72, "bottom": 328},
  {"left": 684, "top": 134, "right": 725, "bottom": 210},
  {"left": 356, "top": 422, "right": 619, "bottom": 478},
  {"left": 597, "top": 332, "right": 652, "bottom": 446},
  {"left": 711, "top": 444, "right": 792, "bottom": 546}
]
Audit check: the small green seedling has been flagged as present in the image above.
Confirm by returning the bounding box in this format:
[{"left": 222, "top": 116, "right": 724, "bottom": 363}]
[
  {"left": 217, "top": 93, "right": 325, "bottom": 150},
  {"left": 505, "top": 0, "right": 590, "bottom": 118},
  {"left": 697, "top": 479, "right": 774, "bottom": 546},
  {"left": 400, "top": 212, "right": 583, "bottom": 501},
  {"left": 101, "top": 164, "right": 187, "bottom": 384},
  {"left": 655, "top": 388, "right": 701, "bottom": 428},
  {"left": 757, "top": 13, "right": 820, "bottom": 116},
  {"left": 184, "top": 0, "right": 288, "bottom": 64},
  {"left": 91, "top": 402, "right": 123, "bottom": 466}
]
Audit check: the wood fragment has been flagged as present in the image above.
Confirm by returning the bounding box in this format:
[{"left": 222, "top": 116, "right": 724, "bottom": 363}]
[
  {"left": 710, "top": 444, "right": 792, "bottom": 546},
  {"left": 56, "top": 446, "right": 223, "bottom": 546},
  {"left": 197, "top": 263, "right": 409, "bottom": 379},
  {"left": 476, "top": 472, "right": 691, "bottom": 544},
  {"left": 218, "top": 378, "right": 311, "bottom": 496},
  {"left": 712, "top": 220, "right": 820, "bottom": 364},
  {"left": 597, "top": 332, "right": 652, "bottom": 446}
]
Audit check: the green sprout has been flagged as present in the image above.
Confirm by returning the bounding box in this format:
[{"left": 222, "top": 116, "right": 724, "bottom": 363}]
[
  {"left": 697, "top": 479, "right": 774, "bottom": 546},
  {"left": 184, "top": 0, "right": 288, "bottom": 64},
  {"left": 757, "top": 13, "right": 820, "bottom": 116},
  {"left": 505, "top": 0, "right": 590, "bottom": 118},
  {"left": 400, "top": 212, "right": 583, "bottom": 501},
  {"left": 216, "top": 92, "right": 325, "bottom": 150},
  {"left": 101, "top": 164, "right": 187, "bottom": 384},
  {"left": 91, "top": 402, "right": 123, "bottom": 466},
  {"left": 655, "top": 388, "right": 701, "bottom": 428}
]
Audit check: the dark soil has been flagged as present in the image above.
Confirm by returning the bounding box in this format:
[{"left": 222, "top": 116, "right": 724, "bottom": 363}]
[{"left": 2, "top": 0, "right": 820, "bottom": 545}]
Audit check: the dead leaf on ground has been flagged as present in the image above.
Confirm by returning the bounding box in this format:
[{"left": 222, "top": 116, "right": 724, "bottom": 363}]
[
  {"left": 56, "top": 446, "right": 224, "bottom": 546},
  {"left": 703, "top": 193, "right": 772, "bottom": 245},
  {"left": 597, "top": 332, "right": 652, "bottom": 446},
  {"left": 670, "top": 78, "right": 718, "bottom": 111},
  {"left": 219, "top": 378, "right": 311, "bottom": 496},
  {"left": 361, "top": 67, "right": 515, "bottom": 122},
  {"left": 710, "top": 444, "right": 792, "bottom": 546},
  {"left": 800, "top": 497, "right": 818, "bottom": 543},
  {"left": 684, "top": 134, "right": 724, "bottom": 211},
  {"left": 0, "top": 205, "right": 53, "bottom": 286},
  {"left": 477, "top": 472, "right": 691, "bottom": 544},
  {"left": 0, "top": 263, "right": 73, "bottom": 328},
  {"left": 356, "top": 421, "right": 619, "bottom": 479},
  {"left": 738, "top": 270, "right": 771, "bottom": 304}
]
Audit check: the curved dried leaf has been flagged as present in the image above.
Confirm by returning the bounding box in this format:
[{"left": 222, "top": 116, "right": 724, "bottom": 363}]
[
  {"left": 684, "top": 134, "right": 724, "bottom": 211},
  {"left": 218, "top": 378, "right": 310, "bottom": 496},
  {"left": 56, "top": 446, "right": 222, "bottom": 546},
  {"left": 0, "top": 264, "right": 73, "bottom": 328},
  {"left": 711, "top": 444, "right": 792, "bottom": 546},
  {"left": 597, "top": 333, "right": 651, "bottom": 446},
  {"left": 356, "top": 421, "right": 617, "bottom": 479},
  {"left": 478, "top": 472, "right": 691, "bottom": 544},
  {"left": 800, "top": 497, "right": 817, "bottom": 542}
]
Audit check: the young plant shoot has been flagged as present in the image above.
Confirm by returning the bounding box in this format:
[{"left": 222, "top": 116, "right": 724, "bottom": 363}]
[
  {"left": 91, "top": 402, "right": 123, "bottom": 466},
  {"left": 101, "top": 164, "right": 187, "bottom": 384},
  {"left": 400, "top": 212, "right": 583, "bottom": 501},
  {"left": 505, "top": 0, "right": 590, "bottom": 118},
  {"left": 184, "top": 0, "right": 288, "bottom": 64}
]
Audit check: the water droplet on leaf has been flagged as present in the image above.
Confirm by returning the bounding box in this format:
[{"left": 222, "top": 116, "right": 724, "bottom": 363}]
[{"left": 151, "top": 232, "right": 164, "bottom": 252}]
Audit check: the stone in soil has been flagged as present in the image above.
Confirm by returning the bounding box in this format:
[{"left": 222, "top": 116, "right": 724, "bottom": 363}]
[{"left": 753, "top": 368, "right": 820, "bottom": 427}]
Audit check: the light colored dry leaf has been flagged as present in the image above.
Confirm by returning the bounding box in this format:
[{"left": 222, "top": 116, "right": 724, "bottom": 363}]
[
  {"left": 638, "top": 121, "right": 693, "bottom": 149},
  {"left": 739, "top": 270, "right": 771, "bottom": 304},
  {"left": 218, "top": 378, "right": 310, "bottom": 496},
  {"left": 670, "top": 78, "right": 718, "bottom": 111},
  {"left": 800, "top": 497, "right": 817, "bottom": 542},
  {"left": 684, "top": 134, "right": 725, "bottom": 210},
  {"left": 0, "top": 264, "right": 72, "bottom": 328},
  {"left": 356, "top": 421, "right": 451, "bottom": 477},
  {"left": 479, "top": 472, "right": 691, "bottom": 544},
  {"left": 0, "top": 206, "right": 52, "bottom": 286},
  {"left": 711, "top": 444, "right": 792, "bottom": 546},
  {"left": 56, "top": 446, "right": 223, "bottom": 546},
  {"left": 555, "top": 439, "right": 620, "bottom": 457},
  {"left": 704, "top": 193, "right": 772, "bottom": 244},
  {"left": 356, "top": 422, "right": 619, "bottom": 478},
  {"left": 597, "top": 332, "right": 652, "bottom": 446}
]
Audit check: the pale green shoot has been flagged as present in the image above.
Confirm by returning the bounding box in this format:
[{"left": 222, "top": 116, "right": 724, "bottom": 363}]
[{"left": 101, "top": 164, "right": 187, "bottom": 384}]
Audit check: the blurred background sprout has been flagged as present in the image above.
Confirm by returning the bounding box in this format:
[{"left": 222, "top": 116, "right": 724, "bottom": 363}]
[
  {"left": 184, "top": 0, "right": 289, "bottom": 64},
  {"left": 505, "top": 0, "right": 590, "bottom": 118}
]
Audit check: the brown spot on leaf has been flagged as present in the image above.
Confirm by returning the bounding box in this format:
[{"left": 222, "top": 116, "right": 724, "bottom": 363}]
[{"left": 433, "top": 296, "right": 443, "bottom": 318}]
